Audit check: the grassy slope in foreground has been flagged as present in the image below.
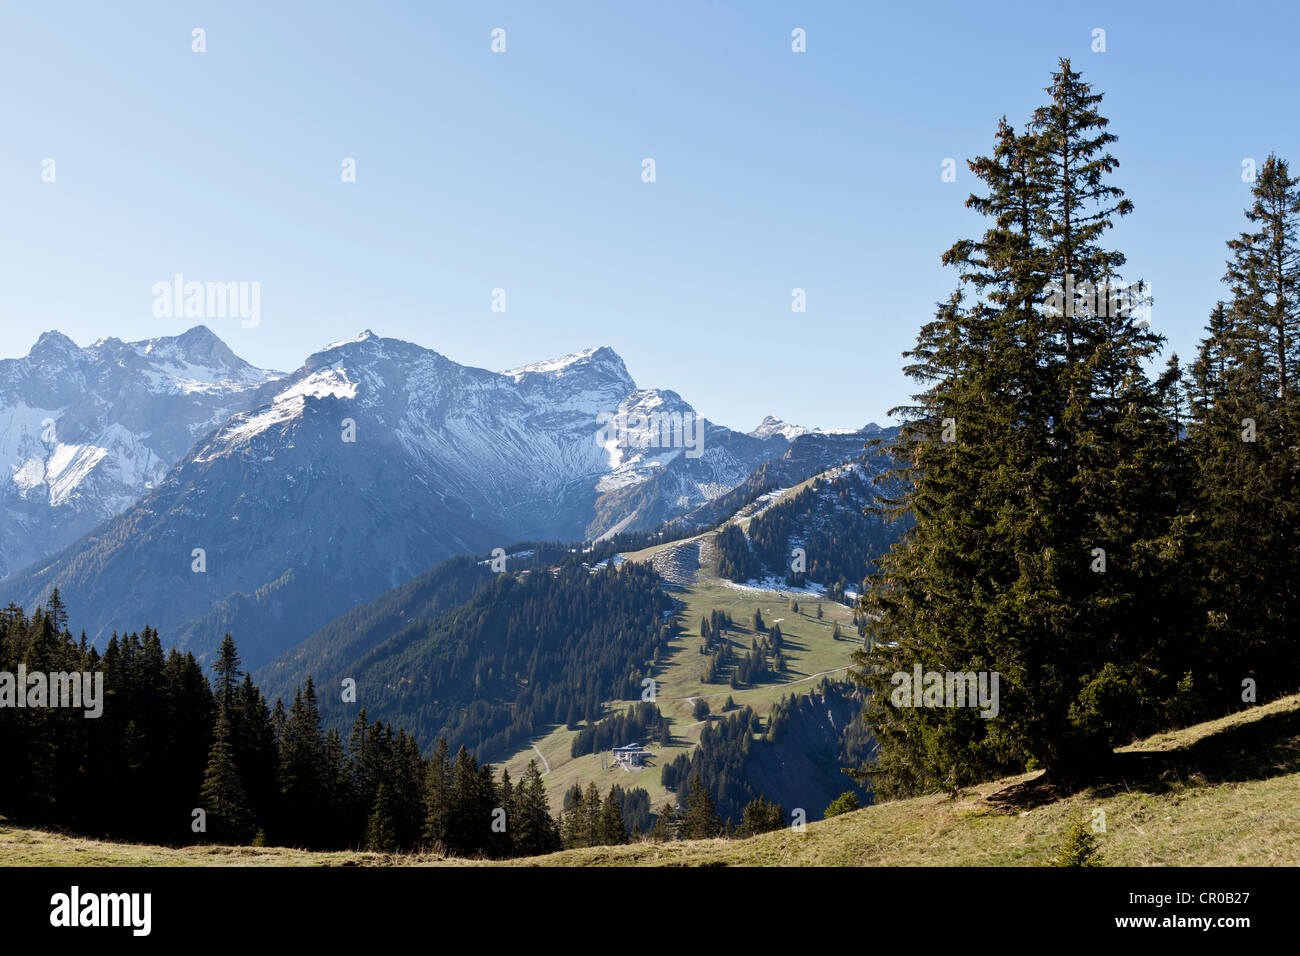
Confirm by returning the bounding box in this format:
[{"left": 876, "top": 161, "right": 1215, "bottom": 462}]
[
  {"left": 3, "top": 692, "right": 1298, "bottom": 866},
  {"left": 525, "top": 692, "right": 1300, "bottom": 867}
]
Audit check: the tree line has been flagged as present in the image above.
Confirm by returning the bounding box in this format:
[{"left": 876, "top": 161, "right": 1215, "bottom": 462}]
[
  {"left": 1, "top": 598, "right": 570, "bottom": 856},
  {"left": 2, "top": 592, "right": 815, "bottom": 855}
]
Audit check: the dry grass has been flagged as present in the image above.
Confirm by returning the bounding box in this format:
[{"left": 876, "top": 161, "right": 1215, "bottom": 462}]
[{"left": 5, "top": 695, "right": 1297, "bottom": 867}]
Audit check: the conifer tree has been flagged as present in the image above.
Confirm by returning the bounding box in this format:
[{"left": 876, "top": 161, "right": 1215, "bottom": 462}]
[
  {"left": 599, "top": 786, "right": 628, "bottom": 845},
  {"left": 823, "top": 791, "right": 860, "bottom": 818},
  {"left": 322, "top": 727, "right": 351, "bottom": 847},
  {"left": 683, "top": 774, "right": 720, "bottom": 839},
  {"left": 739, "top": 795, "right": 787, "bottom": 836},
  {"left": 657, "top": 718, "right": 672, "bottom": 747},
  {"left": 199, "top": 705, "right": 255, "bottom": 845},
  {"left": 211, "top": 634, "right": 241, "bottom": 712},
  {"left": 650, "top": 801, "right": 679, "bottom": 842},
  {"left": 277, "top": 678, "right": 328, "bottom": 845},
  {"left": 365, "top": 780, "right": 399, "bottom": 852},
  {"left": 234, "top": 673, "right": 277, "bottom": 829},
  {"left": 44, "top": 588, "right": 68, "bottom": 634},
  {"left": 445, "top": 746, "right": 491, "bottom": 857},
  {"left": 499, "top": 766, "right": 513, "bottom": 821},
  {"left": 581, "top": 780, "right": 603, "bottom": 847},
  {"left": 347, "top": 710, "right": 379, "bottom": 832},
  {"left": 561, "top": 786, "right": 587, "bottom": 848},
  {"left": 1188, "top": 154, "right": 1300, "bottom": 688},
  {"left": 855, "top": 59, "right": 1183, "bottom": 794},
  {"left": 510, "top": 761, "right": 561, "bottom": 856},
  {"left": 423, "top": 737, "right": 452, "bottom": 847}
]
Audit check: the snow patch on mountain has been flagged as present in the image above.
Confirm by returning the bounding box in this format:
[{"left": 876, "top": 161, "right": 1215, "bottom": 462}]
[
  {"left": 210, "top": 367, "right": 360, "bottom": 453},
  {"left": 322, "top": 329, "right": 378, "bottom": 351}
]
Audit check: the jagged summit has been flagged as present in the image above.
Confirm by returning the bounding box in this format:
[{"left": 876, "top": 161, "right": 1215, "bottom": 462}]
[
  {"left": 27, "top": 330, "right": 82, "bottom": 360},
  {"left": 134, "top": 325, "right": 259, "bottom": 374},
  {"left": 321, "top": 329, "right": 379, "bottom": 350},
  {"left": 18, "top": 326, "right": 275, "bottom": 381},
  {"left": 750, "top": 415, "right": 878, "bottom": 441},
  {"left": 749, "top": 415, "right": 812, "bottom": 441},
  {"left": 307, "top": 329, "right": 453, "bottom": 373},
  {"left": 315, "top": 329, "right": 387, "bottom": 354},
  {"left": 0, "top": 326, "right": 280, "bottom": 580},
  {"left": 502, "top": 345, "right": 633, "bottom": 386}
]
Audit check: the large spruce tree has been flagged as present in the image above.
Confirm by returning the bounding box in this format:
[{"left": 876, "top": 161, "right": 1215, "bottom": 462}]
[
  {"left": 855, "top": 59, "right": 1185, "bottom": 794},
  {"left": 1188, "top": 154, "right": 1300, "bottom": 690}
]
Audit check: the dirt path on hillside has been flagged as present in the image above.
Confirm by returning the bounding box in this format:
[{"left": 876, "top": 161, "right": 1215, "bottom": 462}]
[{"left": 530, "top": 743, "right": 551, "bottom": 776}]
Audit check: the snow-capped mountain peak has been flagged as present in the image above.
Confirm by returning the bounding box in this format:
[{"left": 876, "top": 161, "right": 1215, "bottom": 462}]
[
  {"left": 0, "top": 327, "right": 281, "bottom": 580},
  {"left": 749, "top": 414, "right": 878, "bottom": 441},
  {"left": 749, "top": 415, "right": 813, "bottom": 441},
  {"left": 126, "top": 325, "right": 278, "bottom": 389},
  {"left": 28, "top": 330, "right": 82, "bottom": 362},
  {"left": 502, "top": 345, "right": 634, "bottom": 389},
  {"left": 321, "top": 329, "right": 379, "bottom": 351}
]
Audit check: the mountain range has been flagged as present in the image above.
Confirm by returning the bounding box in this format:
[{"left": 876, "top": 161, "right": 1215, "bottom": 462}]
[{"left": 0, "top": 326, "right": 882, "bottom": 667}]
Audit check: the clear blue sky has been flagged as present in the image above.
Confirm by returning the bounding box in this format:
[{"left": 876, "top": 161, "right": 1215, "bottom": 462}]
[{"left": 2, "top": 0, "right": 1297, "bottom": 432}]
